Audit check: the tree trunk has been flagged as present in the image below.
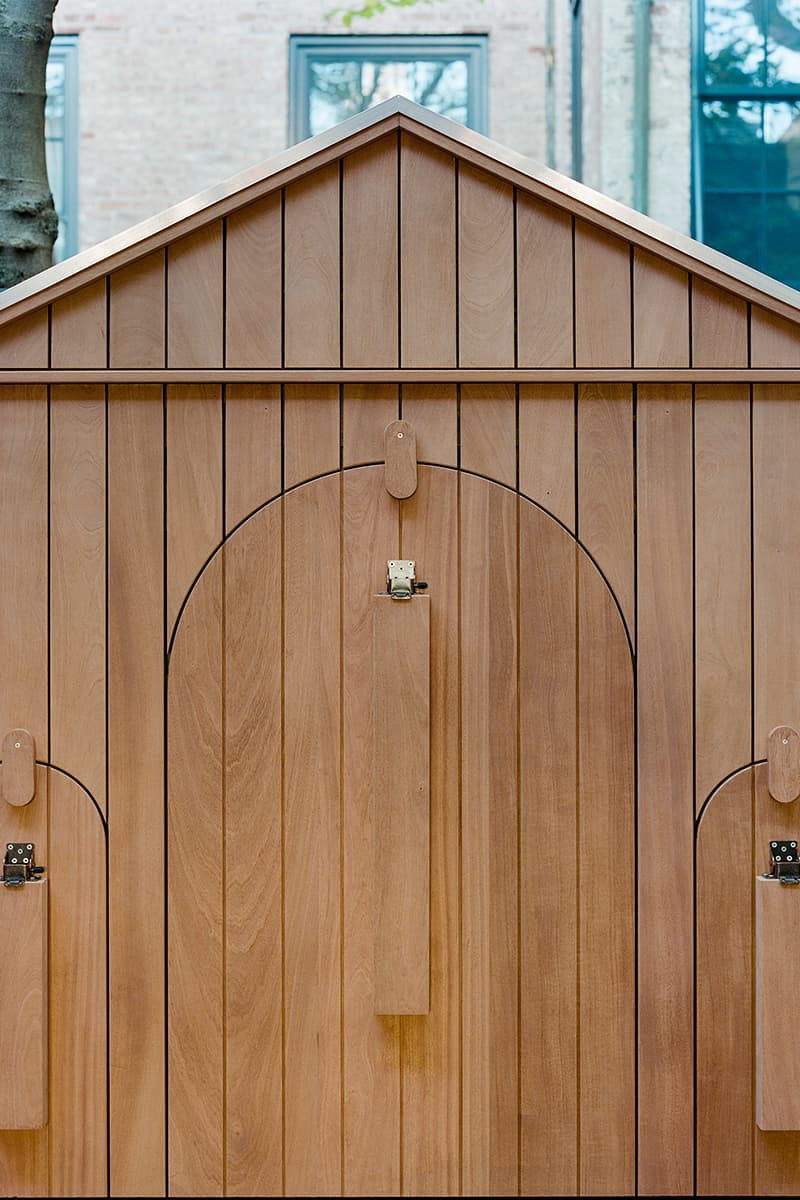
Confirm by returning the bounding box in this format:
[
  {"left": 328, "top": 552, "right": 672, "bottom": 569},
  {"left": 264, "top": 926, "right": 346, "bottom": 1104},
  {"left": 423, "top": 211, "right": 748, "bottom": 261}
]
[{"left": 0, "top": 0, "right": 59, "bottom": 288}]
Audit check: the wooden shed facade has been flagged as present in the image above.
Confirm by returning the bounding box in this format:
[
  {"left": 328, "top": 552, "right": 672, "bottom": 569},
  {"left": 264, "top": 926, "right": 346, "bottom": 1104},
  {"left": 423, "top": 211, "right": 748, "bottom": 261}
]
[{"left": 2, "top": 97, "right": 800, "bottom": 1197}]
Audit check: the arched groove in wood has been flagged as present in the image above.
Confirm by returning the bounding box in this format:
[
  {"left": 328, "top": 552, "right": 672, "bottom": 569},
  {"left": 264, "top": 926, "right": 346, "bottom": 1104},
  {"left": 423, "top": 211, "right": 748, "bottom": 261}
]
[
  {"left": 167, "top": 464, "right": 634, "bottom": 668},
  {"left": 695, "top": 760, "right": 765, "bottom": 835},
  {"left": 0, "top": 757, "right": 108, "bottom": 836}
]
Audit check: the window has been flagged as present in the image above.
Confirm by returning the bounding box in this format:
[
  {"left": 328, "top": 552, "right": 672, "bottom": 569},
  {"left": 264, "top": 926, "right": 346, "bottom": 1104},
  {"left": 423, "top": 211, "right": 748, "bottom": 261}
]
[
  {"left": 288, "top": 34, "right": 488, "bottom": 145},
  {"left": 46, "top": 35, "right": 79, "bottom": 263},
  {"left": 571, "top": 1, "right": 583, "bottom": 181},
  {"left": 695, "top": 1, "right": 800, "bottom": 287}
]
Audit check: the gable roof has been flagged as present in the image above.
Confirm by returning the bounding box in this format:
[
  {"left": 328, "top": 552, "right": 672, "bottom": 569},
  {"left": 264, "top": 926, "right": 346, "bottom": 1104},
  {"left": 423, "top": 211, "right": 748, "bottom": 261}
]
[{"left": 1, "top": 94, "right": 799, "bottom": 327}]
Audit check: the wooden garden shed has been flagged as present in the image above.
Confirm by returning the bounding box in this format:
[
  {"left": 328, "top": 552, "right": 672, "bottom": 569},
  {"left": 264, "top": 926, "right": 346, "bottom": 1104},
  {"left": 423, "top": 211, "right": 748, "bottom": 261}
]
[{"left": 2, "top": 95, "right": 800, "bottom": 1197}]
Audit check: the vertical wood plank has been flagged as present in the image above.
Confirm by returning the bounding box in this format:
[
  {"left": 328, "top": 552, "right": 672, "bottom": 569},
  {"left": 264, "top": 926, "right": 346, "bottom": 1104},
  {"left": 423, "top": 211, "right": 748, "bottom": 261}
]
[
  {"left": 0, "top": 308, "right": 49, "bottom": 367},
  {"left": 168, "top": 554, "right": 223, "bottom": 1196},
  {"left": 751, "top": 306, "right": 800, "bottom": 367},
  {"left": 167, "top": 383, "right": 222, "bottom": 635},
  {"left": 401, "top": 465, "right": 460, "bottom": 1195},
  {"left": 756, "top": 876, "right": 800, "bottom": 1130},
  {"left": 225, "top": 194, "right": 282, "bottom": 368},
  {"left": 401, "top": 384, "right": 457, "bottom": 467},
  {"left": 461, "top": 474, "right": 518, "bottom": 1197},
  {"left": 691, "top": 278, "right": 748, "bottom": 368},
  {"left": 400, "top": 134, "right": 457, "bottom": 368},
  {"left": 460, "top": 383, "right": 516, "bottom": 488},
  {"left": 458, "top": 164, "right": 515, "bottom": 368},
  {"left": 51, "top": 279, "right": 107, "bottom": 368},
  {"left": 342, "top": 384, "right": 398, "bottom": 468},
  {"left": 167, "top": 224, "right": 224, "bottom": 368},
  {"left": 283, "top": 475, "right": 341, "bottom": 1196},
  {"left": 633, "top": 248, "right": 690, "bottom": 367},
  {"left": 284, "top": 162, "right": 340, "bottom": 368},
  {"left": 0, "top": 882, "right": 47, "bottom": 1129},
  {"left": 283, "top": 382, "right": 339, "bottom": 490},
  {"left": 342, "top": 467, "right": 400, "bottom": 1196},
  {"left": 574, "top": 222, "right": 631, "bottom": 368},
  {"left": 225, "top": 383, "right": 281, "bottom": 532},
  {"left": 519, "top": 504, "right": 577, "bottom": 1197},
  {"left": 50, "top": 385, "right": 106, "bottom": 812},
  {"left": 695, "top": 385, "right": 751, "bottom": 809},
  {"left": 637, "top": 385, "right": 694, "bottom": 1195},
  {"left": 577, "top": 383, "right": 634, "bottom": 629},
  {"left": 343, "top": 136, "right": 398, "bottom": 368},
  {"left": 516, "top": 193, "right": 573, "bottom": 367},
  {"left": 109, "top": 251, "right": 166, "bottom": 368},
  {"left": 224, "top": 503, "right": 283, "bottom": 1197},
  {"left": 518, "top": 384, "right": 575, "bottom": 528},
  {"left": 108, "top": 384, "right": 165, "bottom": 1196}
]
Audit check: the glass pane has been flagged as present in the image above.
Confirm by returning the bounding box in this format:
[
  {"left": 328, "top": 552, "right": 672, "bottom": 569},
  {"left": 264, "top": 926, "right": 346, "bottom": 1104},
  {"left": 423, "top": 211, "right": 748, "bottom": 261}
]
[
  {"left": 308, "top": 57, "right": 468, "bottom": 137},
  {"left": 765, "top": 101, "right": 800, "bottom": 187},
  {"left": 766, "top": 192, "right": 800, "bottom": 283},
  {"left": 704, "top": 0, "right": 765, "bottom": 86},
  {"left": 766, "top": 0, "right": 800, "bottom": 84},
  {"left": 701, "top": 99, "right": 762, "bottom": 188},
  {"left": 703, "top": 191, "right": 763, "bottom": 269},
  {"left": 44, "top": 56, "right": 66, "bottom": 261}
]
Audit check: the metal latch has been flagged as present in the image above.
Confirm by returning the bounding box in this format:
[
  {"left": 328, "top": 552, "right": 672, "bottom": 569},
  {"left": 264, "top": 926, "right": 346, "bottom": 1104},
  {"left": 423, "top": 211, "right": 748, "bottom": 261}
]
[
  {"left": 387, "top": 560, "right": 428, "bottom": 600},
  {"left": 764, "top": 839, "right": 800, "bottom": 885},
  {"left": 3, "top": 842, "right": 44, "bottom": 887}
]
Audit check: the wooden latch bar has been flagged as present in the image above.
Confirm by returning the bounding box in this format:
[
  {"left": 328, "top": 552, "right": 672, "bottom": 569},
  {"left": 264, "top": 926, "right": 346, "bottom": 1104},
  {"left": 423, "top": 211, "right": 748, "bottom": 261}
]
[{"left": 0, "top": 876, "right": 48, "bottom": 1128}]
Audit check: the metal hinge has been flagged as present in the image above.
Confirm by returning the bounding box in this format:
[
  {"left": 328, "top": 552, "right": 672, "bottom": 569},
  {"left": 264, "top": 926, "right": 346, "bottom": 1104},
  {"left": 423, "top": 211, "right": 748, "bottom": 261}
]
[
  {"left": 763, "top": 839, "right": 800, "bottom": 885},
  {"left": 386, "top": 560, "right": 428, "bottom": 601},
  {"left": 3, "top": 842, "right": 45, "bottom": 887}
]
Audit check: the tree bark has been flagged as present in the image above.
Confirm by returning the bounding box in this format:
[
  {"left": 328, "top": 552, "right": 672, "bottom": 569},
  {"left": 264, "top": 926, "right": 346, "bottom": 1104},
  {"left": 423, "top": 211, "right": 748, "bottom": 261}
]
[{"left": 0, "top": 0, "right": 59, "bottom": 288}]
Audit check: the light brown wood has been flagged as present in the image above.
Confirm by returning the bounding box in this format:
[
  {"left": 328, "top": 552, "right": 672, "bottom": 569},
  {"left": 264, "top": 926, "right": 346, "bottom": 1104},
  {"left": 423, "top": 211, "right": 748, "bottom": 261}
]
[
  {"left": 400, "top": 134, "right": 457, "bottom": 367},
  {"left": 757, "top": 876, "right": 800, "bottom": 1129},
  {"left": 383, "top": 418, "right": 417, "bottom": 498},
  {"left": 768, "top": 726, "right": 800, "bottom": 804},
  {"left": 516, "top": 193, "right": 573, "bottom": 367},
  {"left": 51, "top": 279, "right": 107, "bottom": 368},
  {"left": 343, "top": 383, "right": 398, "bottom": 467},
  {"left": 401, "top": 384, "right": 457, "bottom": 466},
  {"left": 1, "top": 729, "right": 35, "bottom": 807},
  {"left": 343, "top": 135, "right": 398, "bottom": 368},
  {"left": 284, "top": 161, "right": 340, "bottom": 368},
  {"left": 0, "top": 880, "right": 47, "bottom": 1129},
  {"left": 108, "top": 384, "right": 165, "bottom": 1195},
  {"left": 283, "top": 382, "right": 340, "bottom": 489},
  {"left": 692, "top": 277, "right": 748, "bottom": 368},
  {"left": 0, "top": 309, "right": 48, "bottom": 367},
  {"left": 167, "top": 224, "right": 224, "bottom": 368},
  {"left": 225, "top": 193, "right": 282, "bottom": 367},
  {"left": 109, "top": 251, "right": 166, "bottom": 368},
  {"left": 459, "top": 163, "right": 515, "bottom": 368},
  {"left": 518, "top": 383, "right": 575, "bottom": 528},
  {"left": 575, "top": 222, "right": 631, "bottom": 368},
  {"left": 633, "top": 247, "right": 690, "bottom": 367},
  {"left": 460, "top": 382, "right": 516, "bottom": 487},
  {"left": 751, "top": 306, "right": 800, "bottom": 368},
  {"left": 225, "top": 383, "right": 281, "bottom": 532},
  {"left": 372, "top": 594, "right": 430, "bottom": 1015},
  {"left": 637, "top": 385, "right": 694, "bottom": 1195}
]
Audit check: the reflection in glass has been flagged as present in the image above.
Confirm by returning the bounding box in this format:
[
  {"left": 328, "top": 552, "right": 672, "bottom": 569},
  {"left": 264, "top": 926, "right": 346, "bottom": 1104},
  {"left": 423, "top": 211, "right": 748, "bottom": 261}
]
[
  {"left": 767, "top": 0, "right": 800, "bottom": 85},
  {"left": 45, "top": 59, "right": 67, "bottom": 261},
  {"left": 766, "top": 192, "right": 800, "bottom": 284},
  {"left": 701, "top": 99, "right": 762, "bottom": 188},
  {"left": 308, "top": 58, "right": 468, "bottom": 136},
  {"left": 765, "top": 101, "right": 800, "bottom": 187},
  {"left": 704, "top": 0, "right": 764, "bottom": 86}
]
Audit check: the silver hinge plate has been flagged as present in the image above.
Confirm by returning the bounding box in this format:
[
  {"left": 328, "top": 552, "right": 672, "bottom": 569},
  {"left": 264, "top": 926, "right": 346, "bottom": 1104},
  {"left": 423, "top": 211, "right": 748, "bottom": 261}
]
[{"left": 387, "top": 560, "right": 416, "bottom": 600}]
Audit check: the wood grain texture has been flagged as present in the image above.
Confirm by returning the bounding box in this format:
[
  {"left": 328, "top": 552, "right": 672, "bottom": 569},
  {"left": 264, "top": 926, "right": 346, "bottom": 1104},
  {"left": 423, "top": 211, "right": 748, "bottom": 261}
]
[
  {"left": 575, "top": 222, "right": 631, "bottom": 368},
  {"left": 343, "top": 384, "right": 398, "bottom": 467},
  {"left": 109, "top": 251, "right": 166, "bottom": 368},
  {"left": 751, "top": 306, "right": 800, "bottom": 368},
  {"left": 401, "top": 384, "right": 457, "bottom": 466},
  {"left": 0, "top": 881, "right": 47, "bottom": 1129},
  {"left": 225, "top": 383, "right": 281, "bottom": 532},
  {"left": 399, "top": 134, "right": 457, "bottom": 367},
  {"left": 224, "top": 502, "right": 283, "bottom": 1197},
  {"left": 519, "top": 503, "right": 577, "bottom": 1197},
  {"left": 383, "top": 419, "right": 417, "bottom": 499},
  {"left": 343, "top": 135, "right": 398, "bottom": 368},
  {"left": 577, "top": 383, "right": 634, "bottom": 628},
  {"left": 518, "top": 384, "right": 575, "bottom": 528},
  {"left": 342, "top": 467, "right": 400, "bottom": 1196},
  {"left": 284, "top": 161, "right": 340, "bottom": 368},
  {"left": 166, "top": 383, "right": 223, "bottom": 634},
  {"left": 168, "top": 552, "right": 224, "bottom": 1196},
  {"left": 108, "top": 384, "right": 165, "bottom": 1196},
  {"left": 51, "top": 279, "right": 107, "bottom": 368},
  {"left": 284, "top": 382, "right": 340, "bottom": 490},
  {"left": 637, "top": 385, "right": 694, "bottom": 1195},
  {"left": 757, "top": 876, "right": 800, "bottom": 1130},
  {"left": 225, "top": 193, "right": 282, "bottom": 367},
  {"left": 460, "top": 382, "right": 516, "bottom": 488},
  {"left": 768, "top": 726, "right": 800, "bottom": 803},
  {"left": 373, "top": 594, "right": 430, "bottom": 1014},
  {"left": 696, "top": 768, "right": 754, "bottom": 1196},
  {"left": 692, "top": 278, "right": 748, "bottom": 368},
  {"left": 167, "top": 224, "right": 224, "bottom": 367},
  {"left": 0, "top": 308, "right": 48, "bottom": 367},
  {"left": 50, "top": 385, "right": 106, "bottom": 812},
  {"left": 1, "top": 728, "right": 35, "bottom": 807},
  {"left": 460, "top": 474, "right": 518, "bottom": 1197},
  {"left": 516, "top": 193, "right": 572, "bottom": 367},
  {"left": 695, "top": 385, "right": 751, "bottom": 811},
  {"left": 459, "top": 164, "right": 515, "bottom": 368},
  {"left": 633, "top": 248, "right": 690, "bottom": 367},
  {"left": 283, "top": 475, "right": 341, "bottom": 1195},
  {"left": 400, "top": 465, "right": 460, "bottom": 1195}
]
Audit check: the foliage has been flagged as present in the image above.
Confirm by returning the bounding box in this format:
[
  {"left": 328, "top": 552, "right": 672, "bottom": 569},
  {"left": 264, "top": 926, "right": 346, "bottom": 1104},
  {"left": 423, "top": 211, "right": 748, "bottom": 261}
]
[{"left": 327, "top": 0, "right": 483, "bottom": 30}]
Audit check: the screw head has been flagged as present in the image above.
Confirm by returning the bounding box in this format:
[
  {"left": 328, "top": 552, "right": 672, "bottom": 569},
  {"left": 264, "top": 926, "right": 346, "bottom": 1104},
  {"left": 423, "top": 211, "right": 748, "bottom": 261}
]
[
  {"left": 13, "top": 742, "right": 20, "bottom": 749},
  {"left": 784, "top": 737, "right": 790, "bottom": 745},
  {"left": 397, "top": 431, "right": 404, "bottom": 439}
]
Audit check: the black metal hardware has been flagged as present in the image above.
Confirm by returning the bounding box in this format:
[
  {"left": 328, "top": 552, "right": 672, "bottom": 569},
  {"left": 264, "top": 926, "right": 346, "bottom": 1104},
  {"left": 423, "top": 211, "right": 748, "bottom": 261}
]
[
  {"left": 764, "top": 839, "right": 800, "bottom": 885},
  {"left": 3, "top": 842, "right": 44, "bottom": 887}
]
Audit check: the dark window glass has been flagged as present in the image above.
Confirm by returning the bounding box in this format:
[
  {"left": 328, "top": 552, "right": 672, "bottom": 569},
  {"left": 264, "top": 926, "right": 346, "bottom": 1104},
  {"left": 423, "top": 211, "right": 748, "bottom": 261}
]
[
  {"left": 766, "top": 192, "right": 800, "bottom": 282},
  {"left": 703, "top": 191, "right": 762, "bottom": 264},
  {"left": 701, "top": 99, "right": 762, "bottom": 188}
]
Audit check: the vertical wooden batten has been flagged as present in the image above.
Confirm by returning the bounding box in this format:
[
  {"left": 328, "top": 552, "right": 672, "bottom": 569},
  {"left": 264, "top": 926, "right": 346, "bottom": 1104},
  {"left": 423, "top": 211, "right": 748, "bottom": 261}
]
[
  {"left": 284, "top": 161, "right": 340, "bottom": 368},
  {"left": 342, "top": 136, "right": 399, "bottom": 368},
  {"left": 225, "top": 193, "right": 282, "bottom": 368},
  {"left": 757, "top": 877, "right": 800, "bottom": 1130},
  {"left": 0, "top": 881, "right": 48, "bottom": 1130},
  {"left": 167, "top": 224, "right": 224, "bottom": 368}
]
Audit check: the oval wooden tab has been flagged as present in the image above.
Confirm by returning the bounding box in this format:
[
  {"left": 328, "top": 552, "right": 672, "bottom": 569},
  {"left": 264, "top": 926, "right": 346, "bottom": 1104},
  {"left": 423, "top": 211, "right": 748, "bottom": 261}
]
[
  {"left": 1, "top": 729, "right": 36, "bottom": 808},
  {"left": 384, "top": 419, "right": 417, "bottom": 499},
  {"left": 768, "top": 725, "right": 800, "bottom": 804}
]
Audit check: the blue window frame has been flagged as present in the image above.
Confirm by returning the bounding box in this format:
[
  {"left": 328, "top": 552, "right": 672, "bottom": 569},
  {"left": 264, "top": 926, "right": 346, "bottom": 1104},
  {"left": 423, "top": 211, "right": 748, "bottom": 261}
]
[
  {"left": 288, "top": 34, "right": 488, "bottom": 145},
  {"left": 694, "top": 1, "right": 800, "bottom": 287},
  {"left": 46, "top": 35, "right": 79, "bottom": 263}
]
